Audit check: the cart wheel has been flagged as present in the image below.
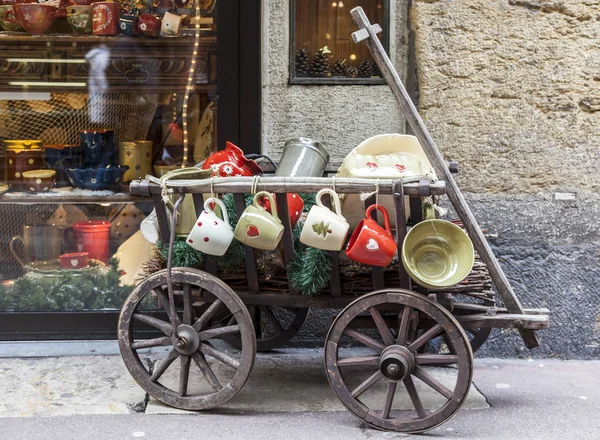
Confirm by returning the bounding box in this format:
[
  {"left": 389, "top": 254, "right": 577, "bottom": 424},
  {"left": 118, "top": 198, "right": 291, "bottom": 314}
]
[
  {"left": 324, "top": 289, "right": 473, "bottom": 433},
  {"left": 118, "top": 268, "right": 256, "bottom": 411},
  {"left": 218, "top": 306, "right": 309, "bottom": 352}
]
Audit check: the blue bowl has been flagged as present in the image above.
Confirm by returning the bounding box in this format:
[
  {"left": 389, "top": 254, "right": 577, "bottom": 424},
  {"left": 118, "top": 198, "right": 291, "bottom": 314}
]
[{"left": 62, "top": 165, "right": 129, "bottom": 190}]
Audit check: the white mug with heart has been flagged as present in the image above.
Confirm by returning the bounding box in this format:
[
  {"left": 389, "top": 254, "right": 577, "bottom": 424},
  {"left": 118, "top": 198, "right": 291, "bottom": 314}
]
[
  {"left": 186, "top": 197, "right": 233, "bottom": 256},
  {"left": 300, "top": 188, "right": 349, "bottom": 251}
]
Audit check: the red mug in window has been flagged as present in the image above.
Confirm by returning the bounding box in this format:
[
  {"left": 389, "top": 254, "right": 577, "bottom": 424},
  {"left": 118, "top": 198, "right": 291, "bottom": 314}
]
[
  {"left": 346, "top": 205, "right": 397, "bottom": 267},
  {"left": 92, "top": 1, "right": 119, "bottom": 35},
  {"left": 137, "top": 12, "right": 161, "bottom": 37},
  {"left": 67, "top": 220, "right": 111, "bottom": 263}
]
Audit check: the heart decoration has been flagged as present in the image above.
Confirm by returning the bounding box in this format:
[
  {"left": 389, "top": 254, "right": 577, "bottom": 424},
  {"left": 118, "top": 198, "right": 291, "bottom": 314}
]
[
  {"left": 70, "top": 259, "right": 79, "bottom": 267},
  {"left": 366, "top": 238, "right": 379, "bottom": 252},
  {"left": 246, "top": 225, "right": 260, "bottom": 238},
  {"left": 208, "top": 201, "right": 216, "bottom": 210},
  {"left": 395, "top": 164, "right": 407, "bottom": 173},
  {"left": 366, "top": 162, "right": 379, "bottom": 171}
]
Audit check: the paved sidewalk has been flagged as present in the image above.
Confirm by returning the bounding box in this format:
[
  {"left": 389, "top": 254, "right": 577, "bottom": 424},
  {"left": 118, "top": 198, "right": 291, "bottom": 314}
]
[{"left": 0, "top": 342, "right": 598, "bottom": 439}]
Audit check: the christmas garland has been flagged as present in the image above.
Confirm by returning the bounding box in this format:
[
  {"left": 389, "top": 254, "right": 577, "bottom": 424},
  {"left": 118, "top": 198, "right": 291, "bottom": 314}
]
[
  {"left": 156, "top": 192, "right": 331, "bottom": 296},
  {"left": 0, "top": 258, "right": 133, "bottom": 312}
]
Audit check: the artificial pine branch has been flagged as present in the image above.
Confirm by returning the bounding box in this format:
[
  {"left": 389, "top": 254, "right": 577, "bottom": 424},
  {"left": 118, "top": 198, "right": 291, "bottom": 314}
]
[{"left": 288, "top": 246, "right": 332, "bottom": 296}]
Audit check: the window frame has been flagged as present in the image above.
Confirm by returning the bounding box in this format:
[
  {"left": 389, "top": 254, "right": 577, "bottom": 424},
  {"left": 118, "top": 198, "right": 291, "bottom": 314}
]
[{"left": 289, "top": 0, "right": 390, "bottom": 85}]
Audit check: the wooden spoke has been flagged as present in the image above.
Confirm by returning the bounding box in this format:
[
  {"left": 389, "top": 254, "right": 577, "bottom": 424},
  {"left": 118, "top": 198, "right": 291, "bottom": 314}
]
[
  {"left": 407, "top": 324, "right": 443, "bottom": 352},
  {"left": 344, "top": 328, "right": 386, "bottom": 353},
  {"left": 442, "top": 333, "right": 457, "bottom": 355},
  {"left": 179, "top": 355, "right": 191, "bottom": 397},
  {"left": 183, "top": 283, "right": 193, "bottom": 326},
  {"left": 131, "top": 336, "right": 171, "bottom": 350},
  {"left": 382, "top": 382, "right": 396, "bottom": 419},
  {"left": 192, "top": 351, "right": 222, "bottom": 392},
  {"left": 198, "top": 325, "right": 240, "bottom": 341},
  {"left": 133, "top": 313, "right": 173, "bottom": 336},
  {"left": 369, "top": 307, "right": 394, "bottom": 346},
  {"left": 351, "top": 370, "right": 383, "bottom": 398},
  {"left": 193, "top": 299, "right": 223, "bottom": 331},
  {"left": 414, "top": 354, "right": 459, "bottom": 366},
  {"left": 337, "top": 355, "right": 380, "bottom": 367},
  {"left": 396, "top": 306, "right": 412, "bottom": 346},
  {"left": 404, "top": 375, "right": 427, "bottom": 418},
  {"left": 260, "top": 306, "right": 285, "bottom": 334},
  {"left": 413, "top": 366, "right": 454, "bottom": 400},
  {"left": 200, "top": 343, "right": 240, "bottom": 369},
  {"left": 150, "top": 348, "right": 179, "bottom": 383},
  {"left": 153, "top": 287, "right": 179, "bottom": 325}
]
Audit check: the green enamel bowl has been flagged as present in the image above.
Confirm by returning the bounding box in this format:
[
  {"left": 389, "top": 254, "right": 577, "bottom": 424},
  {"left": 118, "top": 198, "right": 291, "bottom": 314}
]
[{"left": 402, "top": 219, "right": 474, "bottom": 289}]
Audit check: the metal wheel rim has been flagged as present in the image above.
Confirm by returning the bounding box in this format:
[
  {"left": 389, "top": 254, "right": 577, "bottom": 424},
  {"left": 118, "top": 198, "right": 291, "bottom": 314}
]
[
  {"left": 324, "top": 289, "right": 473, "bottom": 433},
  {"left": 118, "top": 268, "right": 256, "bottom": 411}
]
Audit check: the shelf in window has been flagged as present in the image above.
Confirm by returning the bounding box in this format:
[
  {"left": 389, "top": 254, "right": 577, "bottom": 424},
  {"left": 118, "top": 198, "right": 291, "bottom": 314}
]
[{"left": 0, "top": 189, "right": 152, "bottom": 205}]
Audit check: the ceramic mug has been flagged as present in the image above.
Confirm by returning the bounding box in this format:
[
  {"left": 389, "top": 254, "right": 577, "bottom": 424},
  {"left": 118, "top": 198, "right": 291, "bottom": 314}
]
[
  {"left": 118, "top": 12, "right": 138, "bottom": 35},
  {"left": 137, "top": 12, "right": 160, "bottom": 37},
  {"left": 79, "top": 129, "right": 116, "bottom": 167},
  {"left": 65, "top": 220, "right": 111, "bottom": 263},
  {"left": 402, "top": 204, "right": 474, "bottom": 289},
  {"left": 140, "top": 208, "right": 167, "bottom": 244},
  {"left": 160, "top": 11, "right": 181, "bottom": 36},
  {"left": 346, "top": 204, "right": 397, "bottom": 267},
  {"left": 10, "top": 224, "right": 63, "bottom": 267},
  {"left": 186, "top": 198, "right": 233, "bottom": 256},
  {"left": 234, "top": 191, "right": 284, "bottom": 250},
  {"left": 67, "top": 11, "right": 92, "bottom": 33},
  {"left": 300, "top": 188, "right": 349, "bottom": 251},
  {"left": 91, "top": 1, "right": 119, "bottom": 35},
  {"left": 258, "top": 192, "right": 304, "bottom": 228},
  {"left": 0, "top": 5, "right": 23, "bottom": 31},
  {"left": 13, "top": 3, "right": 65, "bottom": 34}
]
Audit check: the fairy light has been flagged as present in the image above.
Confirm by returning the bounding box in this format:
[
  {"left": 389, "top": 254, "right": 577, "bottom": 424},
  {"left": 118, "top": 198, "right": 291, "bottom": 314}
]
[{"left": 181, "top": 0, "right": 201, "bottom": 167}]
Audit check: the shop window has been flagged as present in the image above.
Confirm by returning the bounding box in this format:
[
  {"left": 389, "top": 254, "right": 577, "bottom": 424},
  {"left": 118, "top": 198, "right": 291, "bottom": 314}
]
[{"left": 290, "top": 0, "right": 389, "bottom": 84}]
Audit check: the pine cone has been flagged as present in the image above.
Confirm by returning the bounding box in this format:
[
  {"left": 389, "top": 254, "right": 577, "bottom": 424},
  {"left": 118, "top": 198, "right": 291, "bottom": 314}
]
[
  {"left": 358, "top": 60, "right": 373, "bottom": 78},
  {"left": 346, "top": 66, "right": 359, "bottom": 78},
  {"left": 295, "top": 48, "right": 311, "bottom": 77},
  {"left": 311, "top": 48, "right": 330, "bottom": 78},
  {"left": 331, "top": 59, "right": 347, "bottom": 77},
  {"left": 372, "top": 62, "right": 382, "bottom": 78}
]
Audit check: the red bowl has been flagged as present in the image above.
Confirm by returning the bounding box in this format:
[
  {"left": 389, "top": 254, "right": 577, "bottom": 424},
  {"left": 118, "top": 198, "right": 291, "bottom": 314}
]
[
  {"left": 202, "top": 141, "right": 262, "bottom": 177},
  {"left": 59, "top": 252, "right": 89, "bottom": 269},
  {"left": 13, "top": 3, "right": 65, "bottom": 34}
]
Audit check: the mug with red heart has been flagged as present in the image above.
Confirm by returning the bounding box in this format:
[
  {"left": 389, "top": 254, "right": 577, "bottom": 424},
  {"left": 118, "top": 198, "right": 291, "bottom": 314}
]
[
  {"left": 346, "top": 204, "right": 397, "bottom": 267},
  {"left": 186, "top": 197, "right": 233, "bottom": 256},
  {"left": 233, "top": 191, "right": 284, "bottom": 250}
]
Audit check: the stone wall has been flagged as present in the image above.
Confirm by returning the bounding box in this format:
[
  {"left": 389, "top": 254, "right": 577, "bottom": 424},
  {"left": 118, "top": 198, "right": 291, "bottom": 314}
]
[{"left": 261, "top": 0, "right": 409, "bottom": 158}]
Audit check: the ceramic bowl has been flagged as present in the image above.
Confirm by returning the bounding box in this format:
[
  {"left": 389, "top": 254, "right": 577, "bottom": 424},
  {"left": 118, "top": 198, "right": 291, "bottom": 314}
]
[
  {"left": 59, "top": 251, "right": 89, "bottom": 269},
  {"left": 402, "top": 219, "right": 474, "bottom": 289},
  {"left": 0, "top": 5, "right": 24, "bottom": 31},
  {"left": 13, "top": 3, "right": 65, "bottom": 34},
  {"left": 0, "top": 183, "right": 9, "bottom": 195},
  {"left": 22, "top": 169, "right": 56, "bottom": 193},
  {"left": 62, "top": 165, "right": 128, "bottom": 190},
  {"left": 66, "top": 4, "right": 90, "bottom": 14}
]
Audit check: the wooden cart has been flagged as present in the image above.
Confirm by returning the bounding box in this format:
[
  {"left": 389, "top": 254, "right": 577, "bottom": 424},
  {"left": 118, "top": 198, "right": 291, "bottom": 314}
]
[
  {"left": 120, "top": 175, "right": 549, "bottom": 433},
  {"left": 117, "top": 8, "right": 549, "bottom": 432}
]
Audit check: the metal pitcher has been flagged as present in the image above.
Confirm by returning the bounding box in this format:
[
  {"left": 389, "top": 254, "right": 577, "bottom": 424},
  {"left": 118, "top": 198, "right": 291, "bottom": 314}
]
[{"left": 275, "top": 138, "right": 330, "bottom": 177}]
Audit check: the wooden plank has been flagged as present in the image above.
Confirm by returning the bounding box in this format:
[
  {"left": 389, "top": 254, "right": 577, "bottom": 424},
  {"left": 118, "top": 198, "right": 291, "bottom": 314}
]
[
  {"left": 233, "top": 193, "right": 260, "bottom": 293},
  {"left": 130, "top": 177, "right": 447, "bottom": 196},
  {"left": 393, "top": 180, "right": 411, "bottom": 289},
  {"left": 457, "top": 314, "right": 550, "bottom": 330},
  {"left": 192, "top": 193, "right": 205, "bottom": 219},
  {"left": 234, "top": 292, "right": 358, "bottom": 309},
  {"left": 350, "top": 7, "right": 540, "bottom": 349},
  {"left": 275, "top": 193, "right": 299, "bottom": 295},
  {"left": 322, "top": 194, "right": 342, "bottom": 297}
]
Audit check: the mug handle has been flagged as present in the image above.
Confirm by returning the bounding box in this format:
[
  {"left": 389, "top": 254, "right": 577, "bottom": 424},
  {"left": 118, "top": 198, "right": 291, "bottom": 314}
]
[
  {"left": 204, "top": 197, "right": 229, "bottom": 225},
  {"left": 366, "top": 204, "right": 392, "bottom": 234},
  {"left": 423, "top": 202, "right": 436, "bottom": 221},
  {"left": 253, "top": 191, "right": 279, "bottom": 221},
  {"left": 3, "top": 8, "right": 17, "bottom": 24},
  {"left": 316, "top": 188, "right": 343, "bottom": 216},
  {"left": 9, "top": 235, "right": 25, "bottom": 267}
]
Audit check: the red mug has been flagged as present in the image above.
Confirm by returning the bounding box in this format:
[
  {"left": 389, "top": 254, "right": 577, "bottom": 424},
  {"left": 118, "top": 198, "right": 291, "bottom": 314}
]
[
  {"left": 92, "top": 1, "right": 119, "bottom": 35},
  {"left": 346, "top": 205, "right": 397, "bottom": 267},
  {"left": 72, "top": 220, "right": 111, "bottom": 263},
  {"left": 259, "top": 193, "right": 304, "bottom": 228},
  {"left": 13, "top": 3, "right": 65, "bottom": 34},
  {"left": 137, "top": 12, "right": 160, "bottom": 37}
]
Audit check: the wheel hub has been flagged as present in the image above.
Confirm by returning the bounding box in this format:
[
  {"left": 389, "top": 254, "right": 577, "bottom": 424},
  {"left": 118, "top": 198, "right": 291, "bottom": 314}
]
[
  {"left": 379, "top": 345, "right": 415, "bottom": 382},
  {"left": 173, "top": 324, "right": 200, "bottom": 355}
]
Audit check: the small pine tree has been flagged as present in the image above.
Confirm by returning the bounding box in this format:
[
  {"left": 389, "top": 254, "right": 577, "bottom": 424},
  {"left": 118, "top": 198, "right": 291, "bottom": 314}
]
[
  {"left": 295, "top": 48, "right": 311, "bottom": 77},
  {"left": 311, "top": 46, "right": 331, "bottom": 78}
]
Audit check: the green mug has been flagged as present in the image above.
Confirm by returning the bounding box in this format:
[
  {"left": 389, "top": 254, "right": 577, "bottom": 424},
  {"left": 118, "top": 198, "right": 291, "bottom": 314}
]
[
  {"left": 234, "top": 191, "right": 284, "bottom": 250},
  {"left": 402, "top": 203, "right": 474, "bottom": 289}
]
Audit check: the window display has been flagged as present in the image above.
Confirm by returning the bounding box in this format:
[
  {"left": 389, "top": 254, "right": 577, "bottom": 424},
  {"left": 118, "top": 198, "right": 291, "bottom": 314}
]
[
  {"left": 291, "top": 0, "right": 388, "bottom": 83},
  {"left": 0, "top": 0, "right": 217, "bottom": 321}
]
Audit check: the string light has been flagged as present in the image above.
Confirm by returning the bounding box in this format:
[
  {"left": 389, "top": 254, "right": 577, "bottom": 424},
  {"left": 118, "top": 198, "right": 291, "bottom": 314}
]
[{"left": 181, "top": 0, "right": 201, "bottom": 167}]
